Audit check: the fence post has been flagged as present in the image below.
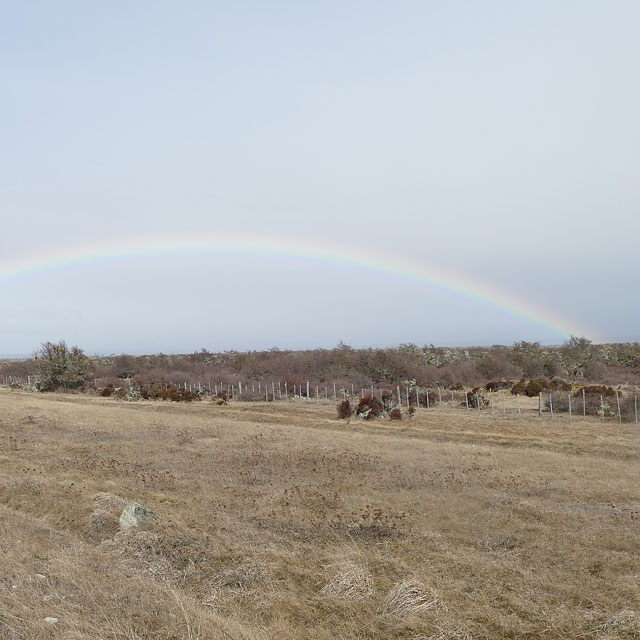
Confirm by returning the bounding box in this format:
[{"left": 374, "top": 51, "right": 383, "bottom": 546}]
[
  {"left": 635, "top": 394, "right": 638, "bottom": 424},
  {"left": 438, "top": 387, "right": 442, "bottom": 407},
  {"left": 568, "top": 393, "right": 572, "bottom": 419},
  {"left": 397, "top": 385, "right": 401, "bottom": 406},
  {"left": 583, "top": 389, "right": 586, "bottom": 418},
  {"left": 549, "top": 393, "right": 553, "bottom": 419},
  {"left": 538, "top": 392, "right": 542, "bottom": 417},
  {"left": 272, "top": 382, "right": 276, "bottom": 401},
  {"left": 502, "top": 390, "right": 505, "bottom": 416},
  {"left": 426, "top": 389, "right": 430, "bottom": 409},
  {"left": 406, "top": 386, "right": 410, "bottom": 407},
  {"left": 600, "top": 394, "right": 604, "bottom": 422},
  {"left": 333, "top": 382, "right": 336, "bottom": 400},
  {"left": 616, "top": 390, "right": 621, "bottom": 424},
  {"left": 465, "top": 391, "right": 469, "bottom": 411},
  {"left": 306, "top": 381, "right": 310, "bottom": 400},
  {"left": 517, "top": 393, "right": 521, "bottom": 416}
]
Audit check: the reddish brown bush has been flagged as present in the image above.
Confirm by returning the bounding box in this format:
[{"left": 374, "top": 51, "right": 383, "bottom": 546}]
[
  {"left": 576, "top": 385, "right": 615, "bottom": 398},
  {"left": 337, "top": 399, "right": 352, "bottom": 419},
  {"left": 511, "top": 380, "right": 526, "bottom": 396},
  {"left": 389, "top": 408, "right": 402, "bottom": 421},
  {"left": 356, "top": 396, "right": 384, "bottom": 420}
]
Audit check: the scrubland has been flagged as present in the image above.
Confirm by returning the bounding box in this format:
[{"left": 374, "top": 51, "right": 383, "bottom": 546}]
[{"left": 0, "top": 389, "right": 638, "bottom": 639}]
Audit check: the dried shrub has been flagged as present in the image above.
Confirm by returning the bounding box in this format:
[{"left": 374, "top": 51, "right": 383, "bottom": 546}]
[
  {"left": 337, "top": 399, "right": 352, "bottom": 420},
  {"left": 524, "top": 378, "right": 552, "bottom": 397},
  {"left": 389, "top": 408, "right": 402, "bottom": 421},
  {"left": 356, "top": 396, "right": 384, "bottom": 420},
  {"left": 511, "top": 380, "right": 527, "bottom": 396},
  {"left": 577, "top": 385, "right": 616, "bottom": 398},
  {"left": 485, "top": 380, "right": 511, "bottom": 391},
  {"left": 465, "top": 390, "right": 486, "bottom": 408}
]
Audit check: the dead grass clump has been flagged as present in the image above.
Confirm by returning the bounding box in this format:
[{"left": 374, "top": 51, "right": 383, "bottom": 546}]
[
  {"left": 319, "top": 562, "right": 374, "bottom": 600},
  {"left": 88, "top": 508, "right": 120, "bottom": 542},
  {"left": 598, "top": 608, "right": 640, "bottom": 636},
  {"left": 380, "top": 580, "right": 445, "bottom": 618},
  {"left": 87, "top": 492, "right": 127, "bottom": 542},
  {"left": 98, "top": 525, "right": 213, "bottom": 589},
  {"left": 210, "top": 563, "right": 266, "bottom": 592},
  {"left": 389, "top": 408, "right": 402, "bottom": 421},
  {"left": 91, "top": 491, "right": 127, "bottom": 513}
]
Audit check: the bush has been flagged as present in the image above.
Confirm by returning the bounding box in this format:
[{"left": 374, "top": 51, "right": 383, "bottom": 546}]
[
  {"left": 356, "top": 396, "right": 384, "bottom": 420},
  {"left": 36, "top": 341, "right": 93, "bottom": 392},
  {"left": 511, "top": 380, "right": 526, "bottom": 396},
  {"left": 576, "top": 385, "right": 615, "bottom": 398},
  {"left": 389, "top": 408, "right": 402, "bottom": 421},
  {"left": 465, "top": 390, "right": 487, "bottom": 408},
  {"left": 337, "top": 399, "right": 352, "bottom": 419},
  {"left": 523, "top": 378, "right": 552, "bottom": 397}
]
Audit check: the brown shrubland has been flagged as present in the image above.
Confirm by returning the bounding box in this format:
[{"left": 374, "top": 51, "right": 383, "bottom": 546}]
[{"left": 0, "top": 388, "right": 638, "bottom": 639}]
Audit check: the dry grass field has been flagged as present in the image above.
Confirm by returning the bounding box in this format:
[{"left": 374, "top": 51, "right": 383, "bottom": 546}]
[{"left": 0, "top": 388, "right": 638, "bottom": 639}]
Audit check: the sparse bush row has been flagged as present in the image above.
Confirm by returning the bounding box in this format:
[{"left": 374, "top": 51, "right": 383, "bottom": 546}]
[{"left": 2, "top": 337, "right": 639, "bottom": 397}]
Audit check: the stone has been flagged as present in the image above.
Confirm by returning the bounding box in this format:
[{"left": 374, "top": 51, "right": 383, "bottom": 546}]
[
  {"left": 44, "top": 617, "right": 58, "bottom": 624},
  {"left": 119, "top": 501, "right": 157, "bottom": 529}
]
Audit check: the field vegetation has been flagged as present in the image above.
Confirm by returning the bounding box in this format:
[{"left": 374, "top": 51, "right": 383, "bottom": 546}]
[{"left": 0, "top": 388, "right": 638, "bottom": 638}]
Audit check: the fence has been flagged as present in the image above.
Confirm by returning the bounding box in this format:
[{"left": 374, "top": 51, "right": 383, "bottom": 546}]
[{"left": 2, "top": 374, "right": 638, "bottom": 424}]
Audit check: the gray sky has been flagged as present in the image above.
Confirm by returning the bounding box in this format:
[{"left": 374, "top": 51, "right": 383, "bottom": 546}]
[{"left": 1, "top": 1, "right": 639, "bottom": 355}]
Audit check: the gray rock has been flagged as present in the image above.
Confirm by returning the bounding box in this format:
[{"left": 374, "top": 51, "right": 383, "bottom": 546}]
[{"left": 119, "top": 501, "right": 157, "bottom": 529}]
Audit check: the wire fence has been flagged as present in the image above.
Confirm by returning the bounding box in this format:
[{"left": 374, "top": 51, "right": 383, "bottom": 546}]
[{"left": 2, "top": 374, "right": 638, "bottom": 424}]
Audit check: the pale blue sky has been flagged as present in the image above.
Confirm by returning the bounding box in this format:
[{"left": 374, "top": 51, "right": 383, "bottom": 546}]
[{"left": 1, "top": 1, "right": 639, "bottom": 354}]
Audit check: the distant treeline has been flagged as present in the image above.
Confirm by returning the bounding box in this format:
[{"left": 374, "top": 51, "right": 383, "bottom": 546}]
[{"left": 2, "top": 337, "right": 639, "bottom": 389}]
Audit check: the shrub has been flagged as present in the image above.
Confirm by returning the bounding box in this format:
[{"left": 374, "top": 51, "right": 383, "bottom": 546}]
[
  {"left": 101, "top": 384, "right": 114, "bottom": 397},
  {"left": 337, "top": 399, "right": 352, "bottom": 419},
  {"left": 485, "top": 379, "right": 511, "bottom": 391},
  {"left": 524, "top": 378, "right": 552, "bottom": 397},
  {"left": 356, "top": 396, "right": 384, "bottom": 420},
  {"left": 511, "top": 380, "right": 527, "bottom": 396},
  {"left": 576, "top": 385, "right": 615, "bottom": 398},
  {"left": 465, "top": 390, "right": 487, "bottom": 408},
  {"left": 36, "top": 341, "right": 93, "bottom": 392},
  {"left": 389, "top": 408, "right": 402, "bottom": 421}
]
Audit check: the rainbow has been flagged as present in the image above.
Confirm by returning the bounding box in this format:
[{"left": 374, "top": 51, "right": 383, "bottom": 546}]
[{"left": 0, "top": 233, "right": 596, "bottom": 341}]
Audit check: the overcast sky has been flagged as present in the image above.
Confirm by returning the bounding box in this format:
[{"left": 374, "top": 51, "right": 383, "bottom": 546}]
[{"left": 1, "top": 1, "right": 639, "bottom": 355}]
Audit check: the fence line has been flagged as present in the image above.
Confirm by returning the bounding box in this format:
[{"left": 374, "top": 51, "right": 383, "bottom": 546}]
[{"left": 1, "top": 375, "right": 638, "bottom": 424}]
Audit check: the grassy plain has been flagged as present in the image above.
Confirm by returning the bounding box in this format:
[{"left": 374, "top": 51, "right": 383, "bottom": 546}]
[{"left": 0, "top": 388, "right": 638, "bottom": 639}]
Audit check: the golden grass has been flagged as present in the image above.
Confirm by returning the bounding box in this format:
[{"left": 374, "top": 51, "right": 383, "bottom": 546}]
[{"left": 0, "top": 388, "right": 638, "bottom": 639}]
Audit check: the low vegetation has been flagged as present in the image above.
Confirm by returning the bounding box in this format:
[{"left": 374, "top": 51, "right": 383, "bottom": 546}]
[{"left": 0, "top": 388, "right": 638, "bottom": 638}]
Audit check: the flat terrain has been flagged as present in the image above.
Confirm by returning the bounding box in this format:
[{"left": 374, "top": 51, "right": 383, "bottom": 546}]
[{"left": 0, "top": 389, "right": 638, "bottom": 639}]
